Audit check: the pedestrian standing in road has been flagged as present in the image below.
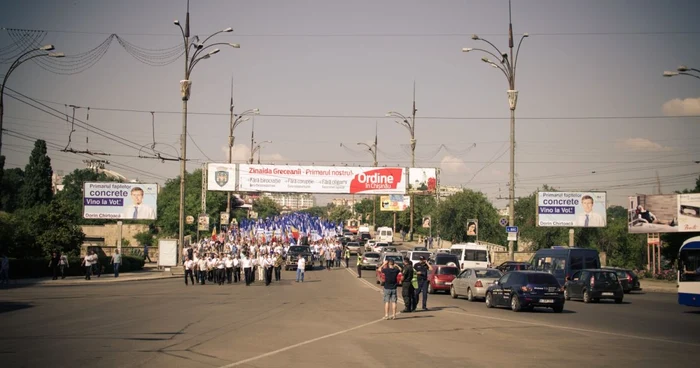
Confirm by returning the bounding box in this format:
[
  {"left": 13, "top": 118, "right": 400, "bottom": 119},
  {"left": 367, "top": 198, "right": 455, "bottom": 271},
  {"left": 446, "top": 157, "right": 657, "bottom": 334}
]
[
  {"left": 111, "top": 250, "right": 122, "bottom": 278},
  {"left": 274, "top": 252, "right": 283, "bottom": 281},
  {"left": 296, "top": 255, "right": 306, "bottom": 282},
  {"left": 184, "top": 257, "right": 195, "bottom": 285},
  {"left": 264, "top": 254, "right": 274, "bottom": 286},
  {"left": 233, "top": 255, "right": 241, "bottom": 283},
  {"left": 381, "top": 259, "right": 401, "bottom": 320},
  {"left": 197, "top": 257, "right": 208, "bottom": 285},
  {"left": 356, "top": 251, "right": 363, "bottom": 278},
  {"left": 413, "top": 256, "right": 433, "bottom": 311},
  {"left": 59, "top": 253, "right": 69, "bottom": 279},
  {"left": 49, "top": 251, "right": 60, "bottom": 280},
  {"left": 344, "top": 247, "right": 350, "bottom": 268},
  {"left": 225, "top": 254, "right": 234, "bottom": 284},
  {"left": 257, "top": 253, "right": 265, "bottom": 281},
  {"left": 81, "top": 251, "right": 93, "bottom": 280},
  {"left": 0, "top": 253, "right": 9, "bottom": 285},
  {"left": 216, "top": 254, "right": 226, "bottom": 285},
  {"left": 401, "top": 258, "right": 415, "bottom": 313},
  {"left": 335, "top": 246, "right": 342, "bottom": 268},
  {"left": 243, "top": 255, "right": 253, "bottom": 286}
]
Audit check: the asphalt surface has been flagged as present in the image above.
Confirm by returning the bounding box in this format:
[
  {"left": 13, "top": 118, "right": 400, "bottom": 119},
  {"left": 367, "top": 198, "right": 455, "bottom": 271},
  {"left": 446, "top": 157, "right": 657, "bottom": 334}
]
[{"left": 0, "top": 256, "right": 698, "bottom": 368}]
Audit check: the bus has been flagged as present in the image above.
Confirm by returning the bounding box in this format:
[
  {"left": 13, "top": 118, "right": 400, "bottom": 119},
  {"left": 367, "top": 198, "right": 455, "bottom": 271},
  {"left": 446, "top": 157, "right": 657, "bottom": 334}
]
[{"left": 678, "top": 236, "right": 700, "bottom": 307}]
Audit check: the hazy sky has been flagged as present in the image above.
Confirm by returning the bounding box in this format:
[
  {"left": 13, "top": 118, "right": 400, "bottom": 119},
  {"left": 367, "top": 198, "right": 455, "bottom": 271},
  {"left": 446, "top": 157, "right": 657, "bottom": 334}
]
[{"left": 1, "top": 0, "right": 699, "bottom": 208}]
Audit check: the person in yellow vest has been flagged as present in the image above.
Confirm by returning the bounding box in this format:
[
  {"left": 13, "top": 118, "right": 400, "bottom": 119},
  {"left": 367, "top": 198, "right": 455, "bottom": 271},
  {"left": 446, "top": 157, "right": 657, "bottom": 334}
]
[
  {"left": 356, "top": 251, "right": 363, "bottom": 278},
  {"left": 344, "top": 247, "right": 351, "bottom": 268}
]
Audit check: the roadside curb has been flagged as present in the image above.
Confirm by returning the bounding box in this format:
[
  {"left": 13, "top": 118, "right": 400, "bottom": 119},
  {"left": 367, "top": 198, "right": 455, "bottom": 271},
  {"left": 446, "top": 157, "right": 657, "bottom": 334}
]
[{"left": 3, "top": 274, "right": 179, "bottom": 287}]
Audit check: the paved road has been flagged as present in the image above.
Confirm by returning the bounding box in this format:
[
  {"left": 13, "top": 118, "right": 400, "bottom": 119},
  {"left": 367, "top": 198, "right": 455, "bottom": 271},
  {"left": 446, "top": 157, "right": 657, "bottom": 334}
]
[{"left": 1, "top": 258, "right": 697, "bottom": 367}]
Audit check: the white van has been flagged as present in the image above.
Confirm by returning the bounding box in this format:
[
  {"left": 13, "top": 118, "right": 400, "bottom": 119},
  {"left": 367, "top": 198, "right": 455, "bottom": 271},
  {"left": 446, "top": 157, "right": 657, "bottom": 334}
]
[
  {"left": 376, "top": 227, "right": 393, "bottom": 244},
  {"left": 449, "top": 243, "right": 490, "bottom": 269}
]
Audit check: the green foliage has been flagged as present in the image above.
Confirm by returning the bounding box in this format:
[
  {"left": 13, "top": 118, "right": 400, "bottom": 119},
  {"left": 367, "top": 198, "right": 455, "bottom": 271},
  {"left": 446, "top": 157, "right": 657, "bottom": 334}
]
[
  {"left": 134, "top": 231, "right": 154, "bottom": 247},
  {"left": 1, "top": 168, "right": 24, "bottom": 212},
  {"left": 434, "top": 189, "right": 505, "bottom": 244},
  {"left": 8, "top": 200, "right": 85, "bottom": 258},
  {"left": 20, "top": 140, "right": 53, "bottom": 208},
  {"left": 514, "top": 186, "right": 568, "bottom": 250},
  {"left": 7, "top": 255, "right": 144, "bottom": 279},
  {"left": 54, "top": 168, "right": 114, "bottom": 224},
  {"left": 328, "top": 204, "right": 353, "bottom": 224},
  {"left": 156, "top": 169, "right": 229, "bottom": 236},
  {"left": 253, "top": 196, "right": 282, "bottom": 219},
  {"left": 298, "top": 206, "right": 328, "bottom": 218}
]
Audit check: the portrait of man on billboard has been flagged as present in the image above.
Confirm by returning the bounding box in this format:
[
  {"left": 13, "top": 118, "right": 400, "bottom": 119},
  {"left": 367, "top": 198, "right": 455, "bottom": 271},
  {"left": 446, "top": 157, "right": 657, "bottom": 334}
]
[
  {"left": 122, "top": 186, "right": 156, "bottom": 220},
  {"left": 576, "top": 194, "right": 605, "bottom": 227}
]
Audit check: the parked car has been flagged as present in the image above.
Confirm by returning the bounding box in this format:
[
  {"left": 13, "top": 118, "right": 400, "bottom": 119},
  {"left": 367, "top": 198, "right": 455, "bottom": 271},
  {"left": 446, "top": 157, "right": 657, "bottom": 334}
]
[
  {"left": 564, "top": 269, "right": 624, "bottom": 303},
  {"left": 345, "top": 242, "right": 362, "bottom": 255},
  {"left": 285, "top": 245, "right": 314, "bottom": 270},
  {"left": 359, "top": 252, "right": 381, "bottom": 270},
  {"left": 383, "top": 246, "right": 397, "bottom": 253},
  {"left": 496, "top": 261, "right": 532, "bottom": 273},
  {"left": 451, "top": 268, "right": 503, "bottom": 301},
  {"left": 372, "top": 242, "right": 390, "bottom": 253},
  {"left": 406, "top": 251, "right": 433, "bottom": 266},
  {"left": 413, "top": 246, "right": 428, "bottom": 251},
  {"left": 603, "top": 266, "right": 642, "bottom": 294},
  {"left": 375, "top": 252, "right": 404, "bottom": 285},
  {"left": 365, "top": 239, "right": 377, "bottom": 252},
  {"left": 427, "top": 265, "right": 460, "bottom": 294},
  {"left": 485, "top": 271, "right": 565, "bottom": 313},
  {"left": 430, "top": 253, "right": 460, "bottom": 268}
]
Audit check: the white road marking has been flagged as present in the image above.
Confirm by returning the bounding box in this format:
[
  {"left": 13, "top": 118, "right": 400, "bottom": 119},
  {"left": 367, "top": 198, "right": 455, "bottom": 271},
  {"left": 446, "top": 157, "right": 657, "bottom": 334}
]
[
  {"left": 442, "top": 310, "right": 700, "bottom": 347},
  {"left": 218, "top": 315, "right": 385, "bottom": 367}
]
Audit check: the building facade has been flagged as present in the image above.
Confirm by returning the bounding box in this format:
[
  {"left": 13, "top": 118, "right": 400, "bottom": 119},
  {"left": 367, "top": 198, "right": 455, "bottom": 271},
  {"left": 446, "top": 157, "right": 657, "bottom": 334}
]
[{"left": 263, "top": 192, "right": 316, "bottom": 211}]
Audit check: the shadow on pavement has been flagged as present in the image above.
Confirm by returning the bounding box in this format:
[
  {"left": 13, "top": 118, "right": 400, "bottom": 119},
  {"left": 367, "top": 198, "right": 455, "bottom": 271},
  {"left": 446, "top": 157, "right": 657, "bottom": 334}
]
[{"left": 0, "top": 301, "right": 34, "bottom": 314}]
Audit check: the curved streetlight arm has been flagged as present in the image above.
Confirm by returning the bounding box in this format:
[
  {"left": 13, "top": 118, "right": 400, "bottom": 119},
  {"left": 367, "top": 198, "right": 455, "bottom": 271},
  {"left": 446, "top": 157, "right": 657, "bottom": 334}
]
[
  {"left": 199, "top": 29, "right": 231, "bottom": 50},
  {"left": 357, "top": 142, "right": 375, "bottom": 153},
  {"left": 679, "top": 72, "right": 700, "bottom": 80},
  {"left": 476, "top": 37, "right": 506, "bottom": 65},
  {"left": 232, "top": 116, "right": 250, "bottom": 130},
  {"left": 386, "top": 112, "right": 413, "bottom": 135},
  {"left": 512, "top": 34, "right": 529, "bottom": 85},
  {"left": 465, "top": 47, "right": 512, "bottom": 79},
  {"left": 2, "top": 51, "right": 57, "bottom": 101},
  {"left": 191, "top": 42, "right": 238, "bottom": 62}
]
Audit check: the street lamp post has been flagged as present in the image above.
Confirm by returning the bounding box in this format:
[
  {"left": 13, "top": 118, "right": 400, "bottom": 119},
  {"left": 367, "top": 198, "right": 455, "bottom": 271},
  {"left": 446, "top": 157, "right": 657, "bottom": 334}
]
[
  {"left": 357, "top": 121, "right": 378, "bottom": 228},
  {"left": 175, "top": 0, "right": 239, "bottom": 264},
  {"left": 663, "top": 65, "right": 700, "bottom": 80},
  {"left": 0, "top": 44, "right": 63, "bottom": 160},
  {"left": 462, "top": 0, "right": 527, "bottom": 261},
  {"left": 386, "top": 89, "right": 416, "bottom": 240},
  {"left": 252, "top": 140, "right": 272, "bottom": 164},
  {"left": 227, "top": 106, "right": 259, "bottom": 214}
]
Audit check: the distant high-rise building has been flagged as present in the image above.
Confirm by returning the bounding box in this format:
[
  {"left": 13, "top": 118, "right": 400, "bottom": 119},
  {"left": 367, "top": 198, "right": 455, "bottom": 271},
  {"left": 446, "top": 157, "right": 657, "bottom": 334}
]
[{"left": 263, "top": 193, "right": 316, "bottom": 211}]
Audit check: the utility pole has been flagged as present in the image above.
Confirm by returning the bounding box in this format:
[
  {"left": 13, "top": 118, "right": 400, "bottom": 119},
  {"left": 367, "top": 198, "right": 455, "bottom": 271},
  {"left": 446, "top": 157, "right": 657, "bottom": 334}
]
[
  {"left": 227, "top": 78, "right": 234, "bottom": 215},
  {"left": 357, "top": 122, "right": 379, "bottom": 229}
]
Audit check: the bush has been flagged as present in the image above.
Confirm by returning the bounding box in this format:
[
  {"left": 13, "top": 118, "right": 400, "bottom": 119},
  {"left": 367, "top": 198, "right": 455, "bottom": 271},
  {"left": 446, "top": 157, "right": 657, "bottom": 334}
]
[{"left": 6, "top": 255, "right": 144, "bottom": 279}]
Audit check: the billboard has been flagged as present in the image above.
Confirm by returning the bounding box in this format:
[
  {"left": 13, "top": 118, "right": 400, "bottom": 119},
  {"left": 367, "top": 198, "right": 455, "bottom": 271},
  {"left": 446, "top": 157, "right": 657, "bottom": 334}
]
[
  {"left": 207, "top": 163, "right": 236, "bottom": 191},
  {"left": 628, "top": 194, "right": 700, "bottom": 233},
  {"left": 380, "top": 195, "right": 410, "bottom": 211},
  {"left": 422, "top": 216, "right": 431, "bottom": 228},
  {"left": 408, "top": 168, "right": 437, "bottom": 194},
  {"left": 537, "top": 192, "right": 607, "bottom": 227},
  {"left": 467, "top": 219, "right": 478, "bottom": 236},
  {"left": 238, "top": 164, "right": 406, "bottom": 194},
  {"left": 83, "top": 182, "right": 158, "bottom": 220}
]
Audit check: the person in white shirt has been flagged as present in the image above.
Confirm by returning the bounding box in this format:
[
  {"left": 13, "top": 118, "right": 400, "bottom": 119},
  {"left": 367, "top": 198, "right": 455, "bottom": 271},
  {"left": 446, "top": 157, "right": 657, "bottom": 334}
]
[
  {"left": 225, "top": 255, "right": 234, "bottom": 284},
  {"left": 197, "top": 257, "right": 208, "bottom": 285},
  {"left": 216, "top": 255, "right": 226, "bottom": 285},
  {"left": 242, "top": 256, "right": 253, "bottom": 286},
  {"left": 257, "top": 254, "right": 265, "bottom": 281},
  {"left": 122, "top": 186, "right": 156, "bottom": 219},
  {"left": 576, "top": 195, "right": 605, "bottom": 227},
  {"left": 264, "top": 254, "right": 274, "bottom": 286},
  {"left": 233, "top": 256, "right": 241, "bottom": 283},
  {"left": 296, "top": 256, "right": 306, "bottom": 282},
  {"left": 81, "top": 251, "right": 94, "bottom": 280},
  {"left": 184, "top": 257, "right": 195, "bottom": 285}
]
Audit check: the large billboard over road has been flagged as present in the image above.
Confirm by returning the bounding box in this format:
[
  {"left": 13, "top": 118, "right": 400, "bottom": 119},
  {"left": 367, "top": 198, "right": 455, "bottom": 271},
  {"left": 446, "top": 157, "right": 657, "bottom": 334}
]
[
  {"left": 380, "top": 195, "right": 410, "bottom": 211},
  {"left": 628, "top": 194, "right": 700, "bottom": 233},
  {"left": 207, "top": 163, "right": 236, "bottom": 191},
  {"left": 238, "top": 164, "right": 407, "bottom": 194},
  {"left": 537, "top": 192, "right": 607, "bottom": 227},
  {"left": 83, "top": 182, "right": 158, "bottom": 220},
  {"left": 408, "top": 168, "right": 437, "bottom": 194}
]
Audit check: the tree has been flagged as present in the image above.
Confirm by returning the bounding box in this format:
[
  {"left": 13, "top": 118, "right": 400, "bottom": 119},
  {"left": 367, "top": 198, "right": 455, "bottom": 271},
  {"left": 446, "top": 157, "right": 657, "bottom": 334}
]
[
  {"left": 329, "top": 205, "right": 353, "bottom": 224},
  {"left": 299, "top": 206, "right": 328, "bottom": 218},
  {"left": 434, "top": 189, "right": 505, "bottom": 244},
  {"left": 54, "top": 169, "right": 113, "bottom": 223},
  {"left": 134, "top": 231, "right": 155, "bottom": 247},
  {"left": 33, "top": 200, "right": 85, "bottom": 256},
  {"left": 514, "top": 187, "right": 569, "bottom": 251},
  {"left": 1, "top": 168, "right": 25, "bottom": 212},
  {"left": 252, "top": 196, "right": 282, "bottom": 220},
  {"left": 156, "top": 169, "right": 229, "bottom": 236},
  {"left": 20, "top": 140, "right": 53, "bottom": 208}
]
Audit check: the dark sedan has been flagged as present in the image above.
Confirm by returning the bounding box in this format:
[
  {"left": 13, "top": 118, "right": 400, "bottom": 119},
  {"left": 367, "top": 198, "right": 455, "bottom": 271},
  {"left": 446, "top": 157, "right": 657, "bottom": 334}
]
[
  {"left": 603, "top": 266, "right": 642, "bottom": 294},
  {"left": 564, "top": 269, "right": 624, "bottom": 303},
  {"left": 485, "top": 271, "right": 565, "bottom": 313},
  {"left": 496, "top": 261, "right": 532, "bottom": 273}
]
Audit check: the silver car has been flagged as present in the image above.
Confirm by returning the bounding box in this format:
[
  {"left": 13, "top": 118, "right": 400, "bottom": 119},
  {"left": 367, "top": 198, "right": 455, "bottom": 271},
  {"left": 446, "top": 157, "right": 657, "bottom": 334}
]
[
  {"left": 450, "top": 268, "right": 503, "bottom": 301},
  {"left": 346, "top": 242, "right": 362, "bottom": 255},
  {"left": 359, "top": 252, "right": 381, "bottom": 270}
]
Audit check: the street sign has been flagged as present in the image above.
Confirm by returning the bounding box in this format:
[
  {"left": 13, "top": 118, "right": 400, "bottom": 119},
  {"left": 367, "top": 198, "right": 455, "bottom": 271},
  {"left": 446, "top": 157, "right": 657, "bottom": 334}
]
[
  {"left": 499, "top": 217, "right": 508, "bottom": 227},
  {"left": 506, "top": 226, "right": 518, "bottom": 233},
  {"left": 507, "top": 232, "right": 518, "bottom": 241}
]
